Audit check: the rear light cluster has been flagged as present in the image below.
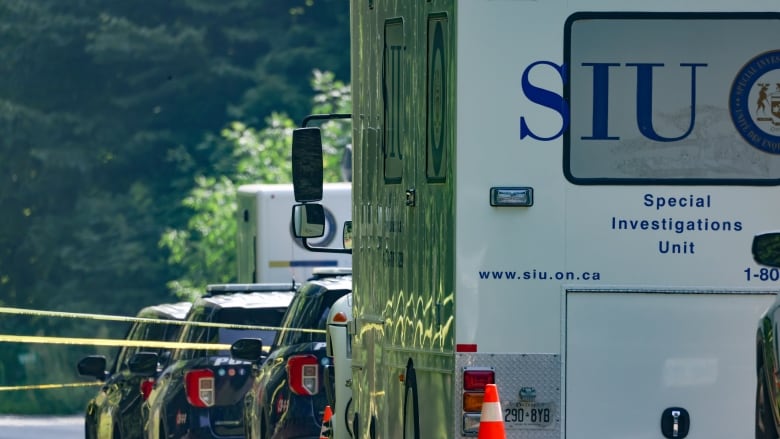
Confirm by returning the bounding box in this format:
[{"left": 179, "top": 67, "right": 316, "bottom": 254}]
[
  {"left": 462, "top": 368, "right": 495, "bottom": 435},
  {"left": 140, "top": 378, "right": 155, "bottom": 401},
  {"left": 287, "top": 354, "right": 319, "bottom": 396},
  {"left": 185, "top": 369, "right": 215, "bottom": 407}
]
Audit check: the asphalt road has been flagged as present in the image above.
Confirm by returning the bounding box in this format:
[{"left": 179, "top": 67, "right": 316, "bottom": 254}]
[{"left": 0, "top": 415, "right": 83, "bottom": 439}]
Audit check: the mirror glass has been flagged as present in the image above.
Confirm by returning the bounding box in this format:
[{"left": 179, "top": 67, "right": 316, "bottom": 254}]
[
  {"left": 343, "top": 221, "right": 353, "bottom": 250},
  {"left": 753, "top": 232, "right": 780, "bottom": 267},
  {"left": 292, "top": 127, "right": 324, "bottom": 202},
  {"left": 292, "top": 203, "right": 326, "bottom": 238}
]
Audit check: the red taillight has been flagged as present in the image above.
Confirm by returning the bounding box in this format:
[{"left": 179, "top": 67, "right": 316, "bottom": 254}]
[
  {"left": 463, "top": 369, "right": 494, "bottom": 391},
  {"left": 287, "top": 355, "right": 319, "bottom": 396},
  {"left": 140, "top": 378, "right": 155, "bottom": 401},
  {"left": 185, "top": 369, "right": 215, "bottom": 407},
  {"left": 462, "top": 368, "right": 495, "bottom": 436}
]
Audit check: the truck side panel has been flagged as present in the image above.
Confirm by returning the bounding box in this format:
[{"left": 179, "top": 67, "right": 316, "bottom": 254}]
[{"left": 347, "top": 0, "right": 780, "bottom": 438}]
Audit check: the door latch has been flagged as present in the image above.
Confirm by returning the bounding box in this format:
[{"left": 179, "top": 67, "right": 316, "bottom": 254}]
[
  {"left": 405, "top": 188, "right": 416, "bottom": 207},
  {"left": 661, "top": 407, "right": 689, "bottom": 438}
]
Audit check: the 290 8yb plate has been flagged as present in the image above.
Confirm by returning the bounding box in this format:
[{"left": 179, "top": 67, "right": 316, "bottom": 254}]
[{"left": 502, "top": 401, "right": 555, "bottom": 429}]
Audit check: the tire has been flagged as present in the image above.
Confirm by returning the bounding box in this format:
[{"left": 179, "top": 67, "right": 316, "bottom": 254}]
[
  {"left": 243, "top": 403, "right": 257, "bottom": 439},
  {"left": 344, "top": 397, "right": 354, "bottom": 438},
  {"left": 260, "top": 411, "right": 270, "bottom": 439},
  {"left": 757, "top": 363, "right": 779, "bottom": 439},
  {"left": 403, "top": 364, "right": 420, "bottom": 439},
  {"left": 84, "top": 419, "right": 96, "bottom": 439}
]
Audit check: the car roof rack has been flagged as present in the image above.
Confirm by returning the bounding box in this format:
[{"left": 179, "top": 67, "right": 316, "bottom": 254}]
[
  {"left": 138, "top": 301, "right": 192, "bottom": 320},
  {"left": 309, "top": 267, "right": 352, "bottom": 280},
  {"left": 204, "top": 282, "right": 298, "bottom": 297}
]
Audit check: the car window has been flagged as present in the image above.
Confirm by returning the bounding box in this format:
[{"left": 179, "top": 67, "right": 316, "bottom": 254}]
[
  {"left": 217, "top": 328, "right": 278, "bottom": 355},
  {"left": 136, "top": 320, "right": 186, "bottom": 367},
  {"left": 275, "top": 288, "right": 350, "bottom": 348},
  {"left": 174, "top": 306, "right": 210, "bottom": 361},
  {"left": 111, "top": 322, "right": 136, "bottom": 373},
  {"left": 207, "top": 308, "right": 286, "bottom": 355},
  {"left": 180, "top": 306, "right": 287, "bottom": 358},
  {"left": 113, "top": 319, "right": 186, "bottom": 370}
]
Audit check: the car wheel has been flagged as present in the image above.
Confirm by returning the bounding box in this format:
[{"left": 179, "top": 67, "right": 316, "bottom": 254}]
[
  {"left": 84, "top": 419, "right": 96, "bottom": 439},
  {"left": 344, "top": 397, "right": 354, "bottom": 438},
  {"left": 757, "top": 363, "right": 779, "bottom": 439},
  {"left": 260, "top": 411, "right": 269, "bottom": 439}
]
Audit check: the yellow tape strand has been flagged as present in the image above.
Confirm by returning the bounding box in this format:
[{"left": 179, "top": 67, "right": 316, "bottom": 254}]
[
  {"left": 0, "top": 335, "right": 231, "bottom": 350},
  {"left": 0, "top": 306, "right": 301, "bottom": 393},
  {"left": 0, "top": 306, "right": 325, "bottom": 334},
  {"left": 0, "top": 382, "right": 102, "bottom": 391}
]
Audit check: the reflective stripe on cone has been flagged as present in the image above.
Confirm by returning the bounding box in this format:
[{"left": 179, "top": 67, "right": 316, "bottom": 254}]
[
  {"left": 319, "top": 405, "right": 333, "bottom": 439},
  {"left": 478, "top": 383, "right": 506, "bottom": 439}
]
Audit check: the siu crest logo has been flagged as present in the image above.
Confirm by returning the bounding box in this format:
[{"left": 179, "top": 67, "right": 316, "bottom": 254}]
[{"left": 730, "top": 50, "right": 780, "bottom": 154}]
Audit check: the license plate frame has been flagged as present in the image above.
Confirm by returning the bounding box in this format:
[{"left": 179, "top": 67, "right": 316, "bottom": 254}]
[{"left": 502, "top": 400, "right": 555, "bottom": 429}]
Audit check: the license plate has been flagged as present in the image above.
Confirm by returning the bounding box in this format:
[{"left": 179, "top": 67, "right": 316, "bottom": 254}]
[{"left": 502, "top": 401, "right": 554, "bottom": 429}]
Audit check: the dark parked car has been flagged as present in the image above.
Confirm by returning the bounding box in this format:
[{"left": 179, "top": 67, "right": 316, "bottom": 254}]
[
  {"left": 142, "top": 283, "right": 297, "bottom": 439},
  {"left": 753, "top": 232, "right": 780, "bottom": 439},
  {"left": 231, "top": 271, "right": 352, "bottom": 439},
  {"left": 78, "top": 301, "right": 192, "bottom": 439}
]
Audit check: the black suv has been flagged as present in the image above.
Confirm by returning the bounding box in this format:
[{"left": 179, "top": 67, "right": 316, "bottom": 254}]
[
  {"left": 231, "top": 271, "right": 352, "bottom": 439},
  {"left": 78, "top": 301, "right": 192, "bottom": 439},
  {"left": 141, "top": 283, "right": 296, "bottom": 439}
]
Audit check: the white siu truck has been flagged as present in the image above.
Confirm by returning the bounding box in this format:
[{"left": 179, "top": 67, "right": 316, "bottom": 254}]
[
  {"left": 289, "top": 1, "right": 780, "bottom": 438},
  {"left": 236, "top": 183, "right": 351, "bottom": 284}
]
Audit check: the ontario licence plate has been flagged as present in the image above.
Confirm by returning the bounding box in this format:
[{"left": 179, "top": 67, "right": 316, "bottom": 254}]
[{"left": 502, "top": 401, "right": 554, "bottom": 429}]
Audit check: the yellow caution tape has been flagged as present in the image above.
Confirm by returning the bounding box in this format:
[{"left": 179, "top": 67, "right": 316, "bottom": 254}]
[
  {"left": 0, "top": 306, "right": 325, "bottom": 334},
  {"left": 0, "top": 334, "right": 232, "bottom": 350},
  {"left": 0, "top": 382, "right": 102, "bottom": 391},
  {"left": 0, "top": 306, "right": 318, "bottom": 393}
]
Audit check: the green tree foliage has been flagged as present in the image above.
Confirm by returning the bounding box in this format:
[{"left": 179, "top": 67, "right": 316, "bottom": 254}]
[
  {"left": 160, "top": 71, "right": 351, "bottom": 300},
  {"left": 0, "top": 0, "right": 349, "bottom": 413}
]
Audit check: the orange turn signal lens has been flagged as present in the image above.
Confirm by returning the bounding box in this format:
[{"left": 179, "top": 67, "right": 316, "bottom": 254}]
[{"left": 463, "top": 391, "right": 485, "bottom": 413}]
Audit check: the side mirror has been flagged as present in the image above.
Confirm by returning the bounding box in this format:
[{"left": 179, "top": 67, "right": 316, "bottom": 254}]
[
  {"left": 343, "top": 221, "right": 353, "bottom": 250},
  {"left": 292, "top": 203, "right": 326, "bottom": 239},
  {"left": 128, "top": 352, "right": 159, "bottom": 376},
  {"left": 292, "top": 127, "right": 324, "bottom": 202},
  {"left": 753, "top": 232, "right": 780, "bottom": 267},
  {"left": 77, "top": 355, "right": 108, "bottom": 381},
  {"left": 230, "top": 338, "right": 265, "bottom": 363}
]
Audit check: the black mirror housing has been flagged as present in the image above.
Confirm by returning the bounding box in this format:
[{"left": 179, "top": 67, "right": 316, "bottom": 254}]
[
  {"left": 292, "top": 127, "right": 324, "bottom": 202},
  {"left": 77, "top": 355, "right": 108, "bottom": 381},
  {"left": 753, "top": 232, "right": 780, "bottom": 267},
  {"left": 230, "top": 338, "right": 265, "bottom": 362},
  {"left": 128, "top": 352, "right": 159, "bottom": 376}
]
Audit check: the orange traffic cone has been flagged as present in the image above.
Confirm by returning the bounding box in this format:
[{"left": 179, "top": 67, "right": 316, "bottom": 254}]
[
  {"left": 478, "top": 384, "right": 506, "bottom": 439},
  {"left": 319, "top": 405, "right": 333, "bottom": 439}
]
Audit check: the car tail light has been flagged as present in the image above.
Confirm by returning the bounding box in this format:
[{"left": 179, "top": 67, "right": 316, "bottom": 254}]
[
  {"left": 462, "top": 368, "right": 495, "bottom": 436},
  {"left": 463, "top": 391, "right": 485, "bottom": 412},
  {"left": 463, "top": 369, "right": 495, "bottom": 391},
  {"left": 185, "top": 369, "right": 215, "bottom": 407},
  {"left": 140, "top": 378, "right": 155, "bottom": 401},
  {"left": 287, "top": 355, "right": 319, "bottom": 396}
]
